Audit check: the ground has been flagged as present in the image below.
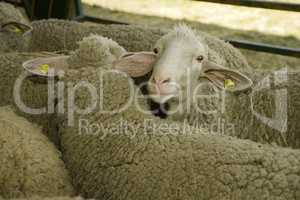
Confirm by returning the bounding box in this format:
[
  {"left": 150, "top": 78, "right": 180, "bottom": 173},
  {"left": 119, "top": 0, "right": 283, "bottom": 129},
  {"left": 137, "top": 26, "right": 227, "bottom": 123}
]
[{"left": 82, "top": 0, "right": 300, "bottom": 70}]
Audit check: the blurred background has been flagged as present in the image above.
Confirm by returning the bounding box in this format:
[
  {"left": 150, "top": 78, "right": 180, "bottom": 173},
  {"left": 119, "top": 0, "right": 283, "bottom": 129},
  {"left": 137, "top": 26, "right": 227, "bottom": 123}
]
[
  {"left": 83, "top": 0, "right": 300, "bottom": 38},
  {"left": 79, "top": 0, "right": 300, "bottom": 70},
  {"left": 8, "top": 0, "right": 300, "bottom": 70}
]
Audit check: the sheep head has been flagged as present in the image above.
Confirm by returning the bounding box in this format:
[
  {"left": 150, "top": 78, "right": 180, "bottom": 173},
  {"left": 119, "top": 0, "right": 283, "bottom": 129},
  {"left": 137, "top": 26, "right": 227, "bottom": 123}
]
[
  {"left": 114, "top": 25, "right": 253, "bottom": 104},
  {"left": 0, "top": 21, "right": 32, "bottom": 52},
  {"left": 0, "top": 21, "right": 32, "bottom": 34}
]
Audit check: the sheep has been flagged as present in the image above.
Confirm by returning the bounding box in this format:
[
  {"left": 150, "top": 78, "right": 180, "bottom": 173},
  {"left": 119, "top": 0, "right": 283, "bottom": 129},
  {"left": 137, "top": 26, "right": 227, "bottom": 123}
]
[
  {"left": 16, "top": 33, "right": 300, "bottom": 199},
  {"left": 14, "top": 19, "right": 250, "bottom": 65},
  {"left": 114, "top": 25, "right": 300, "bottom": 149},
  {"left": 23, "top": 31, "right": 299, "bottom": 150},
  {"left": 114, "top": 25, "right": 252, "bottom": 133},
  {"left": 12, "top": 27, "right": 298, "bottom": 151},
  {"left": 57, "top": 23, "right": 251, "bottom": 130},
  {"left": 0, "top": 106, "right": 74, "bottom": 198},
  {"left": 25, "top": 34, "right": 300, "bottom": 199},
  {"left": 20, "top": 19, "right": 163, "bottom": 53},
  {"left": 0, "top": 52, "right": 64, "bottom": 145},
  {"left": 0, "top": 34, "right": 127, "bottom": 145},
  {"left": 56, "top": 65, "right": 300, "bottom": 200},
  {"left": 0, "top": 19, "right": 254, "bottom": 136},
  {"left": 0, "top": 14, "right": 298, "bottom": 200},
  {"left": 0, "top": 2, "right": 32, "bottom": 52},
  {"left": 26, "top": 25, "right": 249, "bottom": 127},
  {"left": 223, "top": 69, "right": 300, "bottom": 148}
]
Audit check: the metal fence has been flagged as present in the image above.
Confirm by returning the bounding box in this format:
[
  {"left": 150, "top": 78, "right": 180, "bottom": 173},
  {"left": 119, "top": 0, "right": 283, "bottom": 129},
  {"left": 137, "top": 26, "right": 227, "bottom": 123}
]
[
  {"left": 74, "top": 0, "right": 300, "bottom": 58},
  {"left": 194, "top": 0, "right": 300, "bottom": 12},
  {"left": 11, "top": 0, "right": 300, "bottom": 58}
]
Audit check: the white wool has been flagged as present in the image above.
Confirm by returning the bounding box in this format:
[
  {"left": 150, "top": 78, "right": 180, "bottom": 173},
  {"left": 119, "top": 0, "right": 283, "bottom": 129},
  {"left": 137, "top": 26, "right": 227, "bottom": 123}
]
[{"left": 171, "top": 24, "right": 206, "bottom": 49}]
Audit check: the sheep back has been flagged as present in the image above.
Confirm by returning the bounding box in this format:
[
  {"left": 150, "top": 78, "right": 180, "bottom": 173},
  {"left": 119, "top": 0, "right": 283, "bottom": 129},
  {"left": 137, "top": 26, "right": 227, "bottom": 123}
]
[
  {"left": 0, "top": 52, "right": 61, "bottom": 144},
  {"left": 224, "top": 69, "right": 300, "bottom": 148},
  {"left": 29, "top": 20, "right": 250, "bottom": 72},
  {"left": 0, "top": 106, "right": 74, "bottom": 198},
  {"left": 59, "top": 67, "right": 300, "bottom": 200}
]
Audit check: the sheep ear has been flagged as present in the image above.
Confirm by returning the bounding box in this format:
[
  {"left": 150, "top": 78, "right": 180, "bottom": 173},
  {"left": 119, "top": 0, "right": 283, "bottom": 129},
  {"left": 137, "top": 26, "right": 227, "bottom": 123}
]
[
  {"left": 200, "top": 60, "right": 253, "bottom": 93},
  {"left": 22, "top": 55, "right": 70, "bottom": 78},
  {"left": 1, "top": 22, "right": 32, "bottom": 34},
  {"left": 113, "top": 52, "right": 157, "bottom": 77}
]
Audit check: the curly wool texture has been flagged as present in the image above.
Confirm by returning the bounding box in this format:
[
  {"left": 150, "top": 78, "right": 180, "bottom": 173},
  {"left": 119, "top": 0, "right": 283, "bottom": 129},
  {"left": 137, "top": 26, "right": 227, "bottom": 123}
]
[
  {"left": 26, "top": 20, "right": 251, "bottom": 127},
  {"left": 59, "top": 67, "right": 300, "bottom": 200},
  {"left": 67, "top": 34, "right": 125, "bottom": 69},
  {"left": 27, "top": 20, "right": 249, "bottom": 70},
  {"left": 0, "top": 106, "right": 74, "bottom": 198},
  {"left": 0, "top": 53, "right": 60, "bottom": 145},
  {"left": 0, "top": 2, "right": 31, "bottom": 52},
  {"left": 223, "top": 70, "right": 300, "bottom": 148},
  {"left": 0, "top": 30, "right": 31, "bottom": 53},
  {"left": 28, "top": 20, "right": 163, "bottom": 53},
  {"left": 0, "top": 2, "right": 29, "bottom": 25},
  {"left": 0, "top": 32, "right": 131, "bottom": 145},
  {"left": 10, "top": 19, "right": 250, "bottom": 130},
  {"left": 49, "top": 26, "right": 300, "bottom": 149}
]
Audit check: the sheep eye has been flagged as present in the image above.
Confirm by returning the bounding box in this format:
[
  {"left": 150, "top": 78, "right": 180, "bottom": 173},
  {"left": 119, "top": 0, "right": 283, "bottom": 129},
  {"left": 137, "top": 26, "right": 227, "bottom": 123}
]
[
  {"left": 196, "top": 55, "right": 204, "bottom": 62},
  {"left": 153, "top": 48, "right": 159, "bottom": 54}
]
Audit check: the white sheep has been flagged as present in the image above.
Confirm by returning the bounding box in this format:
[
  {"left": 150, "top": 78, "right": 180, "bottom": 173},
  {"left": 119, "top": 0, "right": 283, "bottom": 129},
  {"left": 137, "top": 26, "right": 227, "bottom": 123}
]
[
  {"left": 114, "top": 25, "right": 300, "bottom": 148},
  {"left": 17, "top": 33, "right": 300, "bottom": 198},
  {"left": 58, "top": 60, "right": 300, "bottom": 200},
  {"left": 22, "top": 29, "right": 299, "bottom": 148},
  {"left": 114, "top": 24, "right": 253, "bottom": 125}
]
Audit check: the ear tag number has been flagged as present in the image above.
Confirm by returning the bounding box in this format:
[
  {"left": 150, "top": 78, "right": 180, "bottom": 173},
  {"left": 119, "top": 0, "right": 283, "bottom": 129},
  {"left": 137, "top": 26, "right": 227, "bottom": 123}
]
[
  {"left": 224, "top": 79, "right": 235, "bottom": 89},
  {"left": 39, "top": 64, "right": 49, "bottom": 74}
]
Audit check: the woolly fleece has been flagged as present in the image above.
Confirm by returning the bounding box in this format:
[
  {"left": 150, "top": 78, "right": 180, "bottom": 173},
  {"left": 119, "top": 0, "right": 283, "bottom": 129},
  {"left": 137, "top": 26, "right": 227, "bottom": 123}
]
[
  {"left": 59, "top": 67, "right": 300, "bottom": 200},
  {"left": 224, "top": 69, "right": 300, "bottom": 148},
  {"left": 0, "top": 106, "right": 74, "bottom": 198},
  {"left": 0, "top": 52, "right": 61, "bottom": 144},
  {"left": 28, "top": 19, "right": 250, "bottom": 71},
  {"left": 0, "top": 2, "right": 31, "bottom": 52}
]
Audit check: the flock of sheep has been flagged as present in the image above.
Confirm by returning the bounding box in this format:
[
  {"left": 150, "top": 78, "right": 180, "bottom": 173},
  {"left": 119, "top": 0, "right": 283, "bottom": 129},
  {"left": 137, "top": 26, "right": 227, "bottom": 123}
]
[{"left": 0, "top": 2, "right": 300, "bottom": 200}]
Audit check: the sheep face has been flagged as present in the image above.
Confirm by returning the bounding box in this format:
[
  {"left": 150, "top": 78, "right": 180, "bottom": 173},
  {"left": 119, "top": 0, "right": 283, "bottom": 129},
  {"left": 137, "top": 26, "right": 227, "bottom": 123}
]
[
  {"left": 113, "top": 25, "right": 253, "bottom": 108},
  {"left": 147, "top": 25, "right": 208, "bottom": 104}
]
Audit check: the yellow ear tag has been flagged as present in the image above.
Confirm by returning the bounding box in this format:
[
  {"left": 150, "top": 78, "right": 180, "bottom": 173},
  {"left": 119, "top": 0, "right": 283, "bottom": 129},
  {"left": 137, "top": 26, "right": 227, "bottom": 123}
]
[
  {"left": 7, "top": 25, "right": 23, "bottom": 33},
  {"left": 13, "top": 27, "right": 22, "bottom": 33},
  {"left": 39, "top": 64, "right": 49, "bottom": 74},
  {"left": 224, "top": 79, "right": 235, "bottom": 89}
]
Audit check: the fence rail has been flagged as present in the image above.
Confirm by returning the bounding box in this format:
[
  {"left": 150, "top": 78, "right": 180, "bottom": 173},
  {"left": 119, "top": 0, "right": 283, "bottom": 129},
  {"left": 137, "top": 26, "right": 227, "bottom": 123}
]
[
  {"left": 227, "top": 39, "right": 300, "bottom": 58},
  {"left": 194, "top": 0, "right": 300, "bottom": 12},
  {"left": 18, "top": 0, "right": 300, "bottom": 58}
]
